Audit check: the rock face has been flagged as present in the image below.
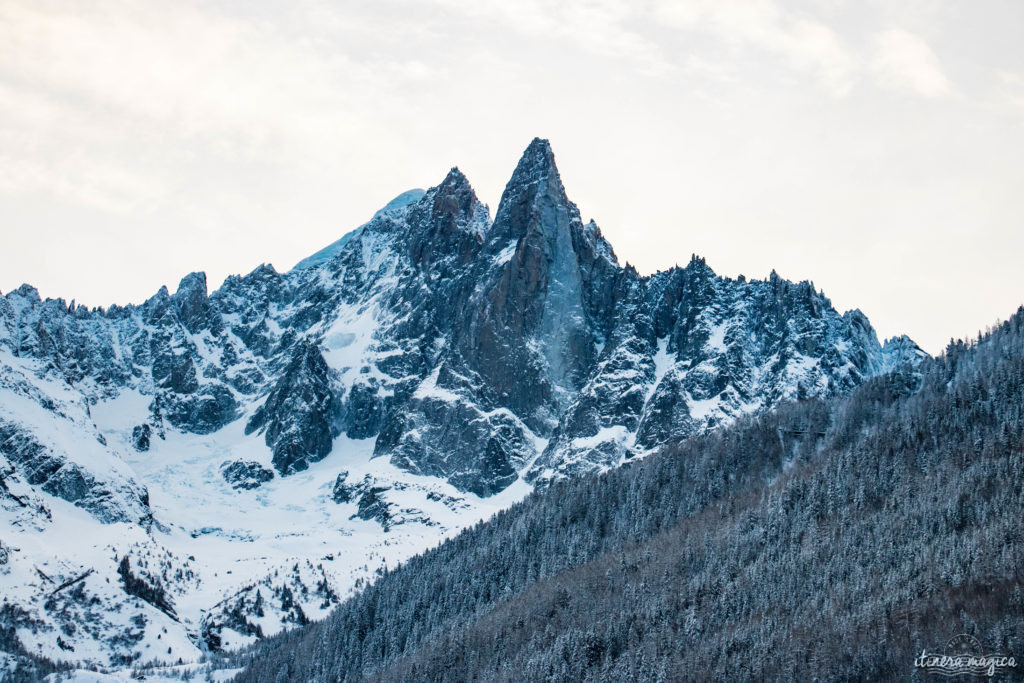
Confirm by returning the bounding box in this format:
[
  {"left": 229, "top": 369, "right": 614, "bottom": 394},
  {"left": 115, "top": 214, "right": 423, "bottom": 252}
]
[
  {"left": 0, "top": 419, "right": 149, "bottom": 524},
  {"left": 0, "top": 138, "right": 927, "bottom": 668},
  {"left": 0, "top": 137, "right": 924, "bottom": 500},
  {"left": 130, "top": 424, "right": 151, "bottom": 452},
  {"left": 221, "top": 460, "right": 275, "bottom": 490},
  {"left": 245, "top": 342, "right": 340, "bottom": 475},
  {"left": 330, "top": 472, "right": 354, "bottom": 503}
]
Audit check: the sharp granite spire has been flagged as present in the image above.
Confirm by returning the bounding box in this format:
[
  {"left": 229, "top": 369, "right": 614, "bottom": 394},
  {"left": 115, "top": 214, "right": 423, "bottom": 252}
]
[{"left": 490, "top": 137, "right": 572, "bottom": 246}]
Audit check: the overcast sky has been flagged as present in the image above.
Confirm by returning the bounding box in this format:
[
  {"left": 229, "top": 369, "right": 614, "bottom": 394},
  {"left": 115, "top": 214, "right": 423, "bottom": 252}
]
[{"left": 2, "top": 0, "right": 1023, "bottom": 354}]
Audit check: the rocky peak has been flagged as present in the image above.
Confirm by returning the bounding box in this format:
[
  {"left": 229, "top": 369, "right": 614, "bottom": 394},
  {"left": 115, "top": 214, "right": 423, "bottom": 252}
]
[
  {"left": 433, "top": 167, "right": 474, "bottom": 204},
  {"left": 174, "top": 272, "right": 207, "bottom": 300},
  {"left": 407, "top": 168, "right": 487, "bottom": 272},
  {"left": 450, "top": 141, "right": 604, "bottom": 432},
  {"left": 142, "top": 285, "right": 173, "bottom": 325},
  {"left": 14, "top": 284, "right": 41, "bottom": 303},
  {"left": 842, "top": 308, "right": 875, "bottom": 340},
  {"left": 489, "top": 137, "right": 573, "bottom": 247},
  {"left": 504, "top": 137, "right": 560, "bottom": 196},
  {"left": 172, "top": 272, "right": 210, "bottom": 333}
]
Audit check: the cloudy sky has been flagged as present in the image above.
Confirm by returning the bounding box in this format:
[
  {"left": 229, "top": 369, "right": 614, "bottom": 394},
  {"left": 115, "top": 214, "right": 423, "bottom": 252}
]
[{"left": 2, "top": 0, "right": 1023, "bottom": 354}]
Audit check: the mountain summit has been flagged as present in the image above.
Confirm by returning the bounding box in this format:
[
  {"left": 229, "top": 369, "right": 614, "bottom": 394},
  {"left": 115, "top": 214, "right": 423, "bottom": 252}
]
[{"left": 0, "top": 139, "right": 924, "bottom": 667}]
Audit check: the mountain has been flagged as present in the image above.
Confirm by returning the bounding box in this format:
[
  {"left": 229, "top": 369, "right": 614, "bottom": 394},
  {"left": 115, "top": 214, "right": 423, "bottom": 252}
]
[
  {"left": 233, "top": 307, "right": 1024, "bottom": 683},
  {"left": 0, "top": 139, "right": 922, "bottom": 671}
]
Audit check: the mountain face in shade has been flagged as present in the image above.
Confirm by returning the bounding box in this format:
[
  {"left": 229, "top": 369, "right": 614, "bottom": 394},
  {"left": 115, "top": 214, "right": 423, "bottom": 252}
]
[{"left": 0, "top": 139, "right": 924, "bottom": 668}]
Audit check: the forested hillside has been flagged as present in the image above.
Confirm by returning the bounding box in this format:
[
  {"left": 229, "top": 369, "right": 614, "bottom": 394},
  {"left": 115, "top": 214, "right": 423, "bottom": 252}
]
[{"left": 232, "top": 308, "right": 1024, "bottom": 681}]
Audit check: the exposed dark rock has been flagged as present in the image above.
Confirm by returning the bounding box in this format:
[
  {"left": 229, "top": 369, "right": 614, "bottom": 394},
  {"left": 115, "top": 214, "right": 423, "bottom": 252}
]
[
  {"left": 331, "top": 472, "right": 355, "bottom": 503},
  {"left": 160, "top": 385, "right": 238, "bottom": 435},
  {"left": 377, "top": 392, "right": 531, "bottom": 497},
  {"left": 130, "top": 424, "right": 150, "bottom": 452},
  {"left": 221, "top": 460, "right": 274, "bottom": 490},
  {"left": 457, "top": 137, "right": 604, "bottom": 431},
  {"left": 352, "top": 483, "right": 394, "bottom": 529},
  {"left": 0, "top": 419, "right": 149, "bottom": 524},
  {"left": 340, "top": 380, "right": 387, "bottom": 439},
  {"left": 406, "top": 168, "right": 486, "bottom": 272},
  {"left": 228, "top": 366, "right": 265, "bottom": 395},
  {"left": 151, "top": 349, "right": 198, "bottom": 395},
  {"left": 172, "top": 272, "right": 213, "bottom": 334},
  {"left": 246, "top": 342, "right": 340, "bottom": 475},
  {"left": 327, "top": 473, "right": 399, "bottom": 529}
]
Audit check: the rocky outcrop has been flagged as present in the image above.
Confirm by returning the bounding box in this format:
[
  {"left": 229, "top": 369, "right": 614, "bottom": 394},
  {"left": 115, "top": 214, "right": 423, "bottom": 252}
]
[
  {"left": 130, "top": 424, "right": 151, "bottom": 452},
  {"left": 159, "top": 386, "right": 238, "bottom": 435},
  {"left": 0, "top": 419, "right": 149, "bottom": 524},
  {"left": 221, "top": 460, "right": 275, "bottom": 490},
  {"left": 352, "top": 483, "right": 393, "bottom": 528},
  {"left": 374, "top": 374, "right": 533, "bottom": 497},
  {"left": 245, "top": 342, "right": 340, "bottom": 475},
  {"left": 172, "top": 272, "right": 215, "bottom": 334},
  {"left": 331, "top": 472, "right": 355, "bottom": 503}
]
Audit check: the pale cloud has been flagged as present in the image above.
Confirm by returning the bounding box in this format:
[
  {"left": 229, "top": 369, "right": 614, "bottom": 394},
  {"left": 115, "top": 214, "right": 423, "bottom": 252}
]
[
  {"left": 0, "top": 1, "right": 437, "bottom": 144},
  {"left": 0, "top": 0, "right": 958, "bottom": 217},
  {"left": 0, "top": 0, "right": 453, "bottom": 223},
  {"left": 870, "top": 28, "right": 952, "bottom": 98},
  {"left": 0, "top": 151, "right": 162, "bottom": 214},
  {"left": 0, "top": 80, "right": 163, "bottom": 212},
  {"left": 651, "top": 1, "right": 958, "bottom": 100},
  {"left": 995, "top": 70, "right": 1024, "bottom": 124},
  {"left": 652, "top": 0, "right": 858, "bottom": 95},
  {"left": 423, "top": 0, "right": 672, "bottom": 74}
]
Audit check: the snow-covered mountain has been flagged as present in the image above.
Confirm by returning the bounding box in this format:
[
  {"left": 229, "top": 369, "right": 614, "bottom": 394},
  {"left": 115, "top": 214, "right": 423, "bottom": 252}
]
[{"left": 0, "top": 139, "right": 924, "bottom": 669}]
